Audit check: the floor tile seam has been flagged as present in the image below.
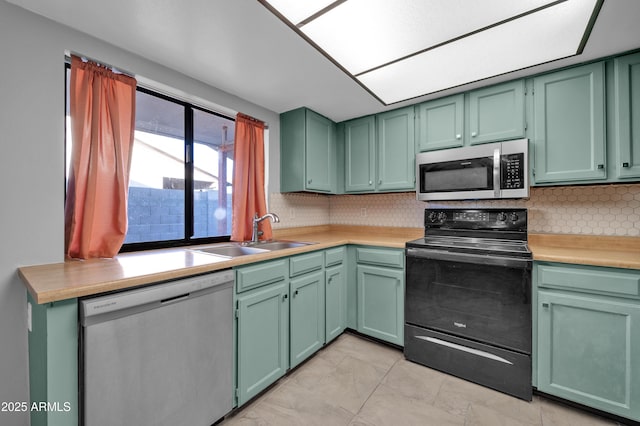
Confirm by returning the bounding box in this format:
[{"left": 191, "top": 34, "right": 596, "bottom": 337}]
[{"left": 352, "top": 357, "right": 404, "bottom": 418}]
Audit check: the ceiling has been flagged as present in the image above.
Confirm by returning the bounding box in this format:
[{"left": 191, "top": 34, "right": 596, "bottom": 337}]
[{"left": 7, "top": 0, "right": 640, "bottom": 122}]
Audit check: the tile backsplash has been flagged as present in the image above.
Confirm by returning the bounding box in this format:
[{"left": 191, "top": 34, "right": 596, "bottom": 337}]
[{"left": 270, "top": 183, "right": 640, "bottom": 237}]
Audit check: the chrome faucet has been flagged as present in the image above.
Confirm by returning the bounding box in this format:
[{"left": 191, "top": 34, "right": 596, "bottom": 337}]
[{"left": 251, "top": 212, "right": 280, "bottom": 243}]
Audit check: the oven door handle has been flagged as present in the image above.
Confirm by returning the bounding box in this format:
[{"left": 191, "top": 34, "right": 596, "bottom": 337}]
[{"left": 406, "top": 248, "right": 531, "bottom": 269}]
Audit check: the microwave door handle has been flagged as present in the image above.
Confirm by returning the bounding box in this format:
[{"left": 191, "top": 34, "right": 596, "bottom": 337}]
[{"left": 493, "top": 148, "right": 501, "bottom": 198}]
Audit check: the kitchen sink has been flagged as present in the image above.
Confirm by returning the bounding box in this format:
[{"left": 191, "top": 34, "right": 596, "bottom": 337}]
[
  {"left": 191, "top": 245, "right": 269, "bottom": 258},
  {"left": 189, "top": 240, "right": 315, "bottom": 258},
  {"left": 253, "top": 241, "right": 313, "bottom": 250}
]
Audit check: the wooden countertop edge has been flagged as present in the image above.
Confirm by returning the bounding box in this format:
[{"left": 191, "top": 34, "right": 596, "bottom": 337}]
[
  {"left": 19, "top": 228, "right": 640, "bottom": 304},
  {"left": 19, "top": 226, "right": 423, "bottom": 304},
  {"left": 528, "top": 233, "right": 640, "bottom": 270}
]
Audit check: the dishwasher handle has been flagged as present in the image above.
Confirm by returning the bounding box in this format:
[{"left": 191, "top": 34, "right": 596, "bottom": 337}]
[{"left": 81, "top": 269, "right": 234, "bottom": 323}]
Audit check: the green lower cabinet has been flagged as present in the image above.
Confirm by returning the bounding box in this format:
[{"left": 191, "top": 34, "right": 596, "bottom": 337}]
[
  {"left": 325, "top": 263, "right": 347, "bottom": 343},
  {"left": 289, "top": 270, "right": 325, "bottom": 368},
  {"left": 28, "top": 295, "right": 78, "bottom": 426},
  {"left": 236, "top": 281, "right": 289, "bottom": 406},
  {"left": 356, "top": 264, "right": 404, "bottom": 346},
  {"left": 537, "top": 290, "right": 640, "bottom": 421}
]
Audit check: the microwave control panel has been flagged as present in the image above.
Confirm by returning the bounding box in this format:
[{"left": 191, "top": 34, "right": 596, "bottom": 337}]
[{"left": 501, "top": 153, "right": 525, "bottom": 189}]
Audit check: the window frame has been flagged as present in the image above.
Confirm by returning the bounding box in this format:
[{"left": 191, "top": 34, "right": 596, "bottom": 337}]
[{"left": 65, "top": 63, "right": 235, "bottom": 253}]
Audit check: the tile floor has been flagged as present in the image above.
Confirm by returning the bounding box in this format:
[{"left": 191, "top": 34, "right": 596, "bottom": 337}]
[{"left": 221, "top": 333, "right": 628, "bottom": 426}]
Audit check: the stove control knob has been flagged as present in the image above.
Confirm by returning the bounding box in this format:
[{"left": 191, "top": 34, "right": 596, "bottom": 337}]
[
  {"left": 437, "top": 212, "right": 447, "bottom": 222},
  {"left": 427, "top": 212, "right": 438, "bottom": 222},
  {"left": 509, "top": 212, "right": 519, "bottom": 222},
  {"left": 497, "top": 212, "right": 507, "bottom": 222}
]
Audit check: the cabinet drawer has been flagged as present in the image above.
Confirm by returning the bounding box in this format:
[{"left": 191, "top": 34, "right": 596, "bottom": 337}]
[
  {"left": 537, "top": 262, "right": 640, "bottom": 299},
  {"left": 236, "top": 259, "right": 288, "bottom": 293},
  {"left": 356, "top": 247, "right": 404, "bottom": 269},
  {"left": 325, "top": 246, "right": 346, "bottom": 267},
  {"left": 289, "top": 251, "right": 324, "bottom": 277}
]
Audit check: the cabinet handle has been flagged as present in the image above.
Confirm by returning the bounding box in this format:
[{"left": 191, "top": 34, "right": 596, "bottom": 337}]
[
  {"left": 307, "top": 179, "right": 312, "bottom": 184},
  {"left": 542, "top": 302, "right": 549, "bottom": 308},
  {"left": 456, "top": 134, "right": 462, "bottom": 140},
  {"left": 378, "top": 179, "right": 382, "bottom": 185},
  {"left": 294, "top": 289, "right": 299, "bottom": 297},
  {"left": 282, "top": 294, "right": 288, "bottom": 301},
  {"left": 597, "top": 164, "right": 604, "bottom": 169},
  {"left": 623, "top": 162, "right": 630, "bottom": 168},
  {"left": 328, "top": 277, "right": 332, "bottom": 284},
  {"left": 368, "top": 180, "right": 372, "bottom": 185},
  {"left": 471, "top": 131, "right": 477, "bottom": 137}
]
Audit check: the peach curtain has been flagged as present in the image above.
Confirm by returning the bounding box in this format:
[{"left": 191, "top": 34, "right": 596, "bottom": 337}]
[
  {"left": 231, "top": 113, "right": 271, "bottom": 241},
  {"left": 65, "top": 56, "right": 137, "bottom": 259}
]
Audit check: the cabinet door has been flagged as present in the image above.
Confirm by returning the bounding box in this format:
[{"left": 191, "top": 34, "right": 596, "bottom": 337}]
[
  {"left": 325, "top": 263, "right": 346, "bottom": 343},
  {"left": 376, "top": 106, "right": 415, "bottom": 191},
  {"left": 469, "top": 80, "right": 525, "bottom": 145},
  {"left": 280, "top": 108, "right": 306, "bottom": 192},
  {"left": 532, "top": 63, "right": 606, "bottom": 183},
  {"left": 344, "top": 116, "right": 376, "bottom": 192},
  {"left": 236, "top": 281, "right": 289, "bottom": 406},
  {"left": 615, "top": 52, "right": 640, "bottom": 179},
  {"left": 416, "top": 94, "right": 464, "bottom": 152},
  {"left": 305, "top": 110, "right": 336, "bottom": 192},
  {"left": 537, "top": 290, "right": 640, "bottom": 421},
  {"left": 289, "top": 270, "right": 325, "bottom": 368},
  {"left": 357, "top": 264, "right": 404, "bottom": 345}
]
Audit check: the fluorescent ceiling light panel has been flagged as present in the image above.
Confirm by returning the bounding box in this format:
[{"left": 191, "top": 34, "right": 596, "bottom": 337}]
[
  {"left": 359, "top": 0, "right": 598, "bottom": 103},
  {"left": 264, "top": 0, "right": 336, "bottom": 25},
  {"left": 260, "top": 0, "right": 601, "bottom": 104},
  {"left": 302, "top": 0, "right": 559, "bottom": 75}
]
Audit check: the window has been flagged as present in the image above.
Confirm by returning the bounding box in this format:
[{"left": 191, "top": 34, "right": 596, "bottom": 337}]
[{"left": 65, "top": 66, "right": 235, "bottom": 251}]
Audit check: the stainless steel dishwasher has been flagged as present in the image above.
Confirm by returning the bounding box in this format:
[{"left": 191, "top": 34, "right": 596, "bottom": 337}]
[{"left": 80, "top": 269, "right": 234, "bottom": 426}]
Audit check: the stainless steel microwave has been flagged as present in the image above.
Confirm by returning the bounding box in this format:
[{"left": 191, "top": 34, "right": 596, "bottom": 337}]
[{"left": 416, "top": 139, "right": 529, "bottom": 201}]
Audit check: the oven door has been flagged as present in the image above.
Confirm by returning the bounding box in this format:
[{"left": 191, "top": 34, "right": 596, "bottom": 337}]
[{"left": 405, "top": 247, "right": 531, "bottom": 353}]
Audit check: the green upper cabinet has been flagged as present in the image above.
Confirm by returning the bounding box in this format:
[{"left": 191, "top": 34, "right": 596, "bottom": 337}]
[
  {"left": 416, "top": 80, "right": 524, "bottom": 152},
  {"left": 614, "top": 52, "right": 640, "bottom": 179},
  {"left": 344, "top": 106, "right": 415, "bottom": 193},
  {"left": 531, "top": 62, "right": 606, "bottom": 184},
  {"left": 377, "top": 106, "right": 416, "bottom": 191},
  {"left": 280, "top": 107, "right": 337, "bottom": 193},
  {"left": 344, "top": 115, "right": 376, "bottom": 192},
  {"left": 468, "top": 80, "right": 525, "bottom": 145},
  {"left": 416, "top": 94, "right": 464, "bottom": 151}
]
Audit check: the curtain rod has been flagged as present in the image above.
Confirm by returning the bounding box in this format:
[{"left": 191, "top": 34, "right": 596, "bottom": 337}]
[
  {"left": 65, "top": 51, "right": 270, "bottom": 129},
  {"left": 66, "top": 51, "right": 136, "bottom": 78}
]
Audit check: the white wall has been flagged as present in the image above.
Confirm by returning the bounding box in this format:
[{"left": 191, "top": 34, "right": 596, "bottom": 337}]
[{"left": 0, "top": 2, "right": 279, "bottom": 424}]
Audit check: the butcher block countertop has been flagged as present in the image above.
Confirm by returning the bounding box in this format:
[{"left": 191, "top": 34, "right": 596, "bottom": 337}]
[
  {"left": 18, "top": 225, "right": 422, "bottom": 304},
  {"left": 528, "top": 233, "right": 640, "bottom": 270},
  {"left": 18, "top": 225, "right": 640, "bottom": 304}
]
